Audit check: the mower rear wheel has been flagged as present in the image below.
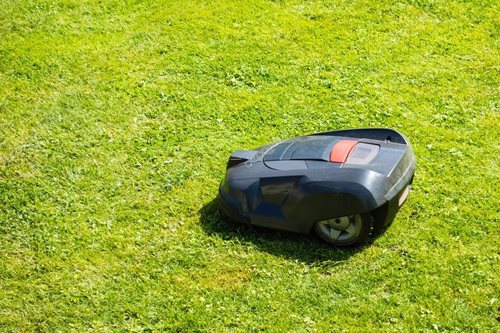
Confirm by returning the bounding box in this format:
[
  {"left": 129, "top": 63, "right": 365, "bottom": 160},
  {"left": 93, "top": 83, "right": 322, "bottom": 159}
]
[{"left": 314, "top": 213, "right": 373, "bottom": 246}]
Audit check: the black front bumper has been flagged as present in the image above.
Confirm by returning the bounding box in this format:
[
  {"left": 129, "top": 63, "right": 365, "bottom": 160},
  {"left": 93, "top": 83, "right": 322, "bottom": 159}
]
[{"left": 218, "top": 188, "right": 250, "bottom": 225}]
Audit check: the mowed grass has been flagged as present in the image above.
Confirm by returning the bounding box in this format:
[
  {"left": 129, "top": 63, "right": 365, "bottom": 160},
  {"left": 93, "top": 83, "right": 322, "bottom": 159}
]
[{"left": 0, "top": 0, "right": 498, "bottom": 331}]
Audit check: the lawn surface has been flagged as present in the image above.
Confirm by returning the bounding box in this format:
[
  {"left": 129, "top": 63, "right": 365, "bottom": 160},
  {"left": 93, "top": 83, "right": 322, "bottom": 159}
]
[{"left": 0, "top": 0, "right": 499, "bottom": 331}]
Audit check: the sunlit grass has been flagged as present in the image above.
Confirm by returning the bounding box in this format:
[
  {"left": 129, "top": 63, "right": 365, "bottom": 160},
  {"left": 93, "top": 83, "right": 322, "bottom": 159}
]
[{"left": 0, "top": 0, "right": 498, "bottom": 331}]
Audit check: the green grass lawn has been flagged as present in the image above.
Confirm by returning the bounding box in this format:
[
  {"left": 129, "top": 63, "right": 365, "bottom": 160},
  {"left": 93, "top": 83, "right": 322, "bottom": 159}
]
[{"left": 1, "top": 0, "right": 498, "bottom": 331}]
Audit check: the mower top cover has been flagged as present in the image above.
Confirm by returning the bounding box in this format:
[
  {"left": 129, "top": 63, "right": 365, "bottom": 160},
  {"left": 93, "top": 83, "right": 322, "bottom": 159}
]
[{"left": 219, "top": 128, "right": 416, "bottom": 246}]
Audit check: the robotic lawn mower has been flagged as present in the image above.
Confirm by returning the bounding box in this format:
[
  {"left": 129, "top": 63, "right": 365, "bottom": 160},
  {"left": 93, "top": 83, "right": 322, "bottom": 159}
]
[{"left": 219, "top": 128, "right": 416, "bottom": 246}]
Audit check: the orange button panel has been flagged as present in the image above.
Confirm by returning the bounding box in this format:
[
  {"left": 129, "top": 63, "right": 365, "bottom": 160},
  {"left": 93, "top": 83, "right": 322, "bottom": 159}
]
[{"left": 329, "top": 140, "right": 358, "bottom": 163}]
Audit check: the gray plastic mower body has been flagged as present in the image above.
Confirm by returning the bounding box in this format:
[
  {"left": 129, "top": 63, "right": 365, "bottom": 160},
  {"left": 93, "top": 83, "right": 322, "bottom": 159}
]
[{"left": 219, "top": 128, "right": 416, "bottom": 234}]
